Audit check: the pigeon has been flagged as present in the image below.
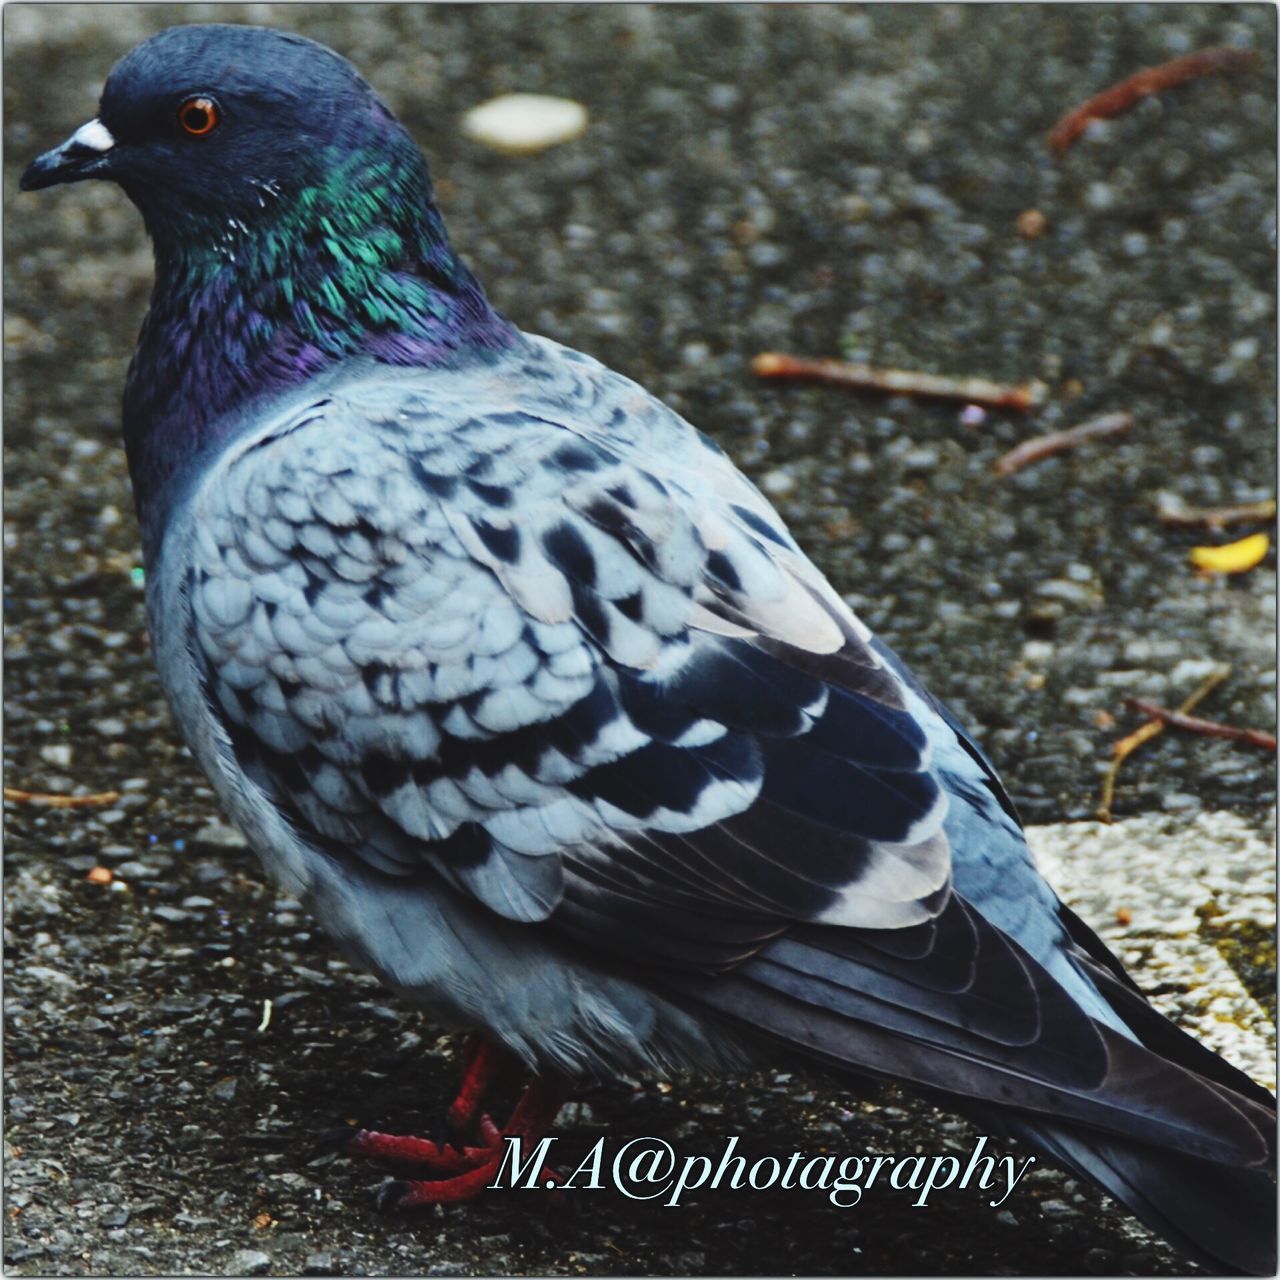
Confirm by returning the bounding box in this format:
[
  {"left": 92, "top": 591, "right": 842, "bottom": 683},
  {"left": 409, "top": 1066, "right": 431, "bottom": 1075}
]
[{"left": 22, "top": 24, "right": 1275, "bottom": 1272}]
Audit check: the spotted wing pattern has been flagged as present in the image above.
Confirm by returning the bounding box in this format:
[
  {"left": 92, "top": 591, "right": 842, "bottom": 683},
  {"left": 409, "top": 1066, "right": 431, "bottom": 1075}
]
[{"left": 185, "top": 339, "right": 949, "bottom": 967}]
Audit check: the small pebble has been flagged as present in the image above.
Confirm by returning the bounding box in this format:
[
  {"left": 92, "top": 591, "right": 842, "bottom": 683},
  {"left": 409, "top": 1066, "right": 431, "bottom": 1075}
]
[
  {"left": 193, "top": 820, "right": 248, "bottom": 849},
  {"left": 152, "top": 905, "right": 193, "bottom": 925},
  {"left": 173, "top": 1212, "right": 217, "bottom": 1229},
  {"left": 901, "top": 446, "right": 938, "bottom": 472},
  {"left": 114, "top": 861, "right": 156, "bottom": 879},
  {"left": 211, "top": 1078, "right": 238, "bottom": 1102},
  {"left": 1121, "top": 231, "right": 1148, "bottom": 258},
  {"left": 1084, "top": 181, "right": 1115, "bottom": 211},
  {"left": 1016, "top": 208, "right": 1047, "bottom": 239},
  {"left": 1036, "top": 579, "right": 1099, "bottom": 607},
  {"left": 1038, "top": 1198, "right": 1077, "bottom": 1219},
  {"left": 1170, "top": 658, "right": 1223, "bottom": 687},
  {"left": 760, "top": 468, "right": 795, "bottom": 496}
]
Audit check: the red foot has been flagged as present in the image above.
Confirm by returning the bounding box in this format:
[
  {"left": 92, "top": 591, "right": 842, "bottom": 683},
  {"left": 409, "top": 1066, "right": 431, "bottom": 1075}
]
[
  {"left": 446, "top": 1034, "right": 524, "bottom": 1136},
  {"left": 348, "top": 1037, "right": 569, "bottom": 1207}
]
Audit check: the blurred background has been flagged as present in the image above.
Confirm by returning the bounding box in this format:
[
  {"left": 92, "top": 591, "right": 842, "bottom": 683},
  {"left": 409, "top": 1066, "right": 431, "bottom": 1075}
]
[{"left": 4, "top": 5, "right": 1275, "bottom": 1275}]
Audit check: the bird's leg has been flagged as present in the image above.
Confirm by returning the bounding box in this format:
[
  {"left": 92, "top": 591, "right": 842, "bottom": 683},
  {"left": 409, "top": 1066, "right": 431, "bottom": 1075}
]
[
  {"left": 445, "top": 1033, "right": 525, "bottom": 1139},
  {"left": 348, "top": 1037, "right": 570, "bottom": 1207}
]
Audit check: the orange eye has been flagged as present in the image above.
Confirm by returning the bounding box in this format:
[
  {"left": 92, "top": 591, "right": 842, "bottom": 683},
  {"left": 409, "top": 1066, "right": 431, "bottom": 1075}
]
[{"left": 178, "top": 95, "right": 220, "bottom": 137}]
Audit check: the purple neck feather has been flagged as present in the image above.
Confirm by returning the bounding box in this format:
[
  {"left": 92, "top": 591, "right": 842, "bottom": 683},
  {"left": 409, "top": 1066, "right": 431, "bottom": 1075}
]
[{"left": 123, "top": 135, "right": 519, "bottom": 543}]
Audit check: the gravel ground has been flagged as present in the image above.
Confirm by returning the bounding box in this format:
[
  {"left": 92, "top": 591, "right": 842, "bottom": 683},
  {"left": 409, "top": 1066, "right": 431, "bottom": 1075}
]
[{"left": 3, "top": 4, "right": 1275, "bottom": 1276}]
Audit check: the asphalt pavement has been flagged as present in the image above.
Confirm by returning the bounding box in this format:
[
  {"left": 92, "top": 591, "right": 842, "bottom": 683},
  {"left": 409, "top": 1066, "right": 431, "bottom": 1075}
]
[{"left": 3, "top": 4, "right": 1275, "bottom": 1275}]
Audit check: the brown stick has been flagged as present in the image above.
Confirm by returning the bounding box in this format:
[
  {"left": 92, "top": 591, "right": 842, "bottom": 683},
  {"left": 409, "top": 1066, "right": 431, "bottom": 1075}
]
[
  {"left": 1155, "top": 493, "right": 1276, "bottom": 531},
  {"left": 1049, "top": 47, "right": 1258, "bottom": 152},
  {"left": 1123, "top": 699, "right": 1276, "bottom": 753},
  {"left": 993, "top": 411, "right": 1134, "bottom": 476},
  {"left": 751, "top": 352, "right": 1046, "bottom": 411},
  {"left": 3, "top": 786, "right": 122, "bottom": 809},
  {"left": 1095, "top": 664, "right": 1229, "bottom": 822}
]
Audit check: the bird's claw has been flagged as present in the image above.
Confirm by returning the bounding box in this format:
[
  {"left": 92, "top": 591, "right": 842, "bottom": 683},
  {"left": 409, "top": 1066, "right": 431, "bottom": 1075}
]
[
  {"left": 346, "top": 1055, "right": 570, "bottom": 1207},
  {"left": 354, "top": 1125, "right": 523, "bottom": 1207},
  {"left": 374, "top": 1179, "right": 414, "bottom": 1214}
]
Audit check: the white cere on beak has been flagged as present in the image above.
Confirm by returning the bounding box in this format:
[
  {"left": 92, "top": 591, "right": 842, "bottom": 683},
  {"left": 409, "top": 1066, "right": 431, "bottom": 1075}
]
[{"left": 72, "top": 119, "right": 115, "bottom": 152}]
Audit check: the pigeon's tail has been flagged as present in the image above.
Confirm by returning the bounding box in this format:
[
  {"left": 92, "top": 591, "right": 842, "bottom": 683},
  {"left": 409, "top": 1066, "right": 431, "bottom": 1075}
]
[
  {"left": 997, "top": 1117, "right": 1277, "bottom": 1275},
  {"left": 660, "top": 902, "right": 1276, "bottom": 1274},
  {"left": 1001, "top": 919, "right": 1278, "bottom": 1275}
]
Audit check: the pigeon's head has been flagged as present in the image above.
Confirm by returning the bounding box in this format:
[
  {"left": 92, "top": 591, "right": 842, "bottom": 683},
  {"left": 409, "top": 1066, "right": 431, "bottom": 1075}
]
[
  {"left": 21, "top": 22, "right": 510, "bottom": 504},
  {"left": 21, "top": 24, "right": 430, "bottom": 244}
]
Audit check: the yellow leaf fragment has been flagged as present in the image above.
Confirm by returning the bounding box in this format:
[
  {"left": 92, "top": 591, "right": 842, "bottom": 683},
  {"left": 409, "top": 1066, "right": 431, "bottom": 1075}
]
[{"left": 1188, "top": 532, "right": 1270, "bottom": 575}]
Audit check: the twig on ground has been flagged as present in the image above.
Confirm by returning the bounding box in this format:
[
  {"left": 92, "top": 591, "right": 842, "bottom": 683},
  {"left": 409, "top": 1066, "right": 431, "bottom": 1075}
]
[
  {"left": 1048, "top": 46, "right": 1257, "bottom": 153},
  {"left": 751, "top": 352, "right": 1046, "bottom": 410},
  {"left": 1155, "top": 493, "right": 1276, "bottom": 531},
  {"left": 1123, "top": 699, "right": 1276, "bottom": 754},
  {"left": 3, "top": 786, "right": 122, "bottom": 809},
  {"left": 1096, "top": 664, "right": 1229, "bottom": 822},
  {"left": 993, "top": 411, "right": 1134, "bottom": 476}
]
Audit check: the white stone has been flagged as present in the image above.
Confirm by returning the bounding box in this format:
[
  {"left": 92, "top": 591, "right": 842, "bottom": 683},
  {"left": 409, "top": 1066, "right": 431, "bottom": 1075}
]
[{"left": 461, "top": 93, "right": 588, "bottom": 155}]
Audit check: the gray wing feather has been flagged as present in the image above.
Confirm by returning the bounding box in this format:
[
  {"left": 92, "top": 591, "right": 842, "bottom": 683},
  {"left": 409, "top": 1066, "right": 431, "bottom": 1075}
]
[{"left": 179, "top": 341, "right": 948, "bottom": 945}]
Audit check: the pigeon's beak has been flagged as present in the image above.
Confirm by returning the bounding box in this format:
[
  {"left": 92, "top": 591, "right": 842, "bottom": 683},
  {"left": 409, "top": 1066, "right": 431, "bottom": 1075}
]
[{"left": 20, "top": 118, "right": 116, "bottom": 191}]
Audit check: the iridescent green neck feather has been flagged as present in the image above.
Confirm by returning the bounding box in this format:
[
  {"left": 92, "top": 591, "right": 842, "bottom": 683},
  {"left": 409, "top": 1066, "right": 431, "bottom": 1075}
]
[{"left": 125, "top": 130, "right": 518, "bottom": 534}]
